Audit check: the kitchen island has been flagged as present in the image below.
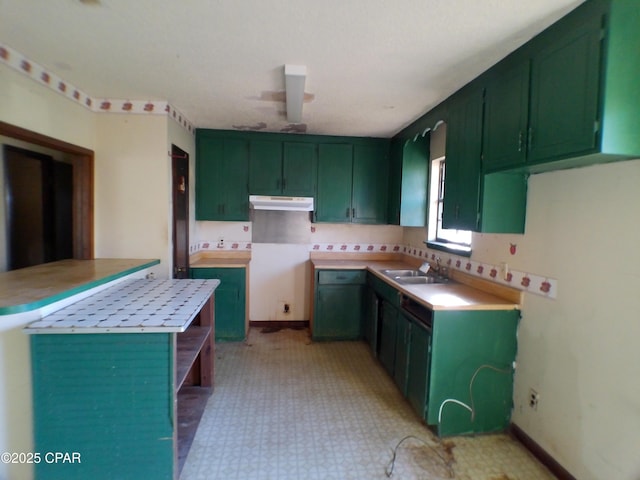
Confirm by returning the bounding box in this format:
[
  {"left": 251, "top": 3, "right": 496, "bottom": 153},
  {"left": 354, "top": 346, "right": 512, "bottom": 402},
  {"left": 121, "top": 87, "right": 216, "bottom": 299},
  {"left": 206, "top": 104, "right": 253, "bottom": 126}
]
[{"left": 24, "top": 278, "right": 219, "bottom": 480}]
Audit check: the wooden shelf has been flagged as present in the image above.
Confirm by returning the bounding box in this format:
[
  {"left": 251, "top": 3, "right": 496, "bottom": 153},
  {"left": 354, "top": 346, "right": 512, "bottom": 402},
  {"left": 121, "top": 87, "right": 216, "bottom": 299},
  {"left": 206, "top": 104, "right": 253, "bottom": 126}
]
[
  {"left": 176, "top": 325, "right": 212, "bottom": 391},
  {"left": 177, "top": 386, "right": 211, "bottom": 474}
]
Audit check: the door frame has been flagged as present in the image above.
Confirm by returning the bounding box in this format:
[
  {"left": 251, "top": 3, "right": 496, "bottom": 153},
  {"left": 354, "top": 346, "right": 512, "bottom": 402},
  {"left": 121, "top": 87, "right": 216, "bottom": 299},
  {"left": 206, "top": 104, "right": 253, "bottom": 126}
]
[
  {"left": 0, "top": 121, "right": 94, "bottom": 260},
  {"left": 171, "top": 144, "right": 189, "bottom": 279}
]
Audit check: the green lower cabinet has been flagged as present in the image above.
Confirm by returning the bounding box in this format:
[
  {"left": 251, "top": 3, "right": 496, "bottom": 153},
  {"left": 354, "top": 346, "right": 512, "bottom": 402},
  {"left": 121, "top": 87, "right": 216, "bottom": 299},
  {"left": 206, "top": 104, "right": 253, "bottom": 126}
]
[
  {"left": 191, "top": 267, "right": 246, "bottom": 341},
  {"left": 31, "top": 334, "right": 174, "bottom": 480},
  {"left": 406, "top": 317, "right": 432, "bottom": 419},
  {"left": 393, "top": 312, "right": 411, "bottom": 395},
  {"left": 378, "top": 301, "right": 398, "bottom": 376},
  {"left": 364, "top": 286, "right": 379, "bottom": 355},
  {"left": 427, "top": 309, "right": 519, "bottom": 436},
  {"left": 313, "top": 269, "right": 366, "bottom": 341}
]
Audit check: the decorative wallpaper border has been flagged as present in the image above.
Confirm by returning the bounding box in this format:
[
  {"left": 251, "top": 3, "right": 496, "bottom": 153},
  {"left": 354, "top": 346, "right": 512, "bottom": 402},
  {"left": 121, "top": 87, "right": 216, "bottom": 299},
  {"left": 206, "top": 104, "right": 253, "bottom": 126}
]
[
  {"left": 191, "top": 241, "right": 558, "bottom": 299},
  {"left": 403, "top": 245, "right": 558, "bottom": 300},
  {"left": 0, "top": 43, "right": 194, "bottom": 134}
]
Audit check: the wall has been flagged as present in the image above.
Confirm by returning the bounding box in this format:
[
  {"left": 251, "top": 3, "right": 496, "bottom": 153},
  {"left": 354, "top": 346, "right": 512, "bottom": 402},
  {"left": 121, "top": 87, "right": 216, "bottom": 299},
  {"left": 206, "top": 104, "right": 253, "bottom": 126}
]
[
  {"left": 0, "top": 63, "right": 98, "bottom": 480},
  {"left": 94, "top": 114, "right": 171, "bottom": 278},
  {"left": 470, "top": 160, "right": 640, "bottom": 480}
]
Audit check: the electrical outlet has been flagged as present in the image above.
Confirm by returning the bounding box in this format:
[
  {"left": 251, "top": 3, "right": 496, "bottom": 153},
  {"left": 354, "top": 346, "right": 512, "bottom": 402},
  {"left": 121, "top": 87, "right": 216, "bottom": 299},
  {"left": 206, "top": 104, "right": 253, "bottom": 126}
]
[
  {"left": 217, "top": 237, "right": 224, "bottom": 248},
  {"left": 278, "top": 301, "right": 292, "bottom": 315},
  {"left": 529, "top": 388, "right": 539, "bottom": 410}
]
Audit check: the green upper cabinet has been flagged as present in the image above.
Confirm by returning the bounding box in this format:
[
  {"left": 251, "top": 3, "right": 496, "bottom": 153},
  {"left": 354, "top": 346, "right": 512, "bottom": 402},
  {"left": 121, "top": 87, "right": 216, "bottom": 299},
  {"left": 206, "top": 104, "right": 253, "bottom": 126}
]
[
  {"left": 249, "top": 141, "right": 316, "bottom": 196},
  {"left": 282, "top": 143, "right": 317, "bottom": 196},
  {"left": 527, "top": 5, "right": 602, "bottom": 165},
  {"left": 443, "top": 84, "right": 483, "bottom": 231},
  {"left": 249, "top": 140, "right": 282, "bottom": 195},
  {"left": 316, "top": 140, "right": 389, "bottom": 224},
  {"left": 483, "top": 0, "right": 640, "bottom": 172},
  {"left": 316, "top": 144, "right": 353, "bottom": 222},
  {"left": 483, "top": 58, "right": 530, "bottom": 171},
  {"left": 196, "top": 136, "right": 249, "bottom": 221},
  {"left": 388, "top": 136, "right": 429, "bottom": 226},
  {"left": 352, "top": 143, "right": 388, "bottom": 224}
]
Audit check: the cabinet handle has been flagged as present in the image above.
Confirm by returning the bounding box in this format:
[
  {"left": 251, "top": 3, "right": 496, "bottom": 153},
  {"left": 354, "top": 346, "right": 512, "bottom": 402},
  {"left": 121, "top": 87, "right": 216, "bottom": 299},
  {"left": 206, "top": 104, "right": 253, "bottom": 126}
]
[
  {"left": 518, "top": 131, "right": 523, "bottom": 152},
  {"left": 455, "top": 204, "right": 460, "bottom": 219},
  {"left": 527, "top": 127, "right": 533, "bottom": 152},
  {"left": 352, "top": 208, "right": 356, "bottom": 218}
]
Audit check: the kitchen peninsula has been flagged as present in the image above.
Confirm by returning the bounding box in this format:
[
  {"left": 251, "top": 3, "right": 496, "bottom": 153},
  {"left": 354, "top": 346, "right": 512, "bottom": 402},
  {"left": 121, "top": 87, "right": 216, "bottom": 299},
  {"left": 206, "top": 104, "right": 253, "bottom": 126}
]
[{"left": 0, "top": 259, "right": 218, "bottom": 480}]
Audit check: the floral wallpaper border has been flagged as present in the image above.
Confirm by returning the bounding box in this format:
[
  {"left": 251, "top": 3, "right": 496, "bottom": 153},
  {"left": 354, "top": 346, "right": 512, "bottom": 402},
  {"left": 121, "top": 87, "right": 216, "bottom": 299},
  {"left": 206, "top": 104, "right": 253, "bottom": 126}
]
[
  {"left": 191, "top": 241, "right": 558, "bottom": 299},
  {"left": 0, "top": 43, "right": 194, "bottom": 134}
]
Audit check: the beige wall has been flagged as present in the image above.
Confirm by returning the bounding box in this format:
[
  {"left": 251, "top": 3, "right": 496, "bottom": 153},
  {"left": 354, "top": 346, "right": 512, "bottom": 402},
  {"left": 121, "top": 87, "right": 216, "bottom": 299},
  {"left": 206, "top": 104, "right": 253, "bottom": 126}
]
[
  {"left": 472, "top": 160, "right": 640, "bottom": 480},
  {"left": 94, "top": 114, "right": 170, "bottom": 278}
]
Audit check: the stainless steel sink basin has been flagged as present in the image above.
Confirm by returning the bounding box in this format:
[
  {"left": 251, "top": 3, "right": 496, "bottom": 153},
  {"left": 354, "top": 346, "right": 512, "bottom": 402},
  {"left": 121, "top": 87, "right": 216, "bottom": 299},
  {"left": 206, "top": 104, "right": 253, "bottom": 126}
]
[
  {"left": 380, "top": 268, "right": 452, "bottom": 285},
  {"left": 380, "top": 269, "right": 426, "bottom": 277},
  {"left": 395, "top": 275, "right": 450, "bottom": 285}
]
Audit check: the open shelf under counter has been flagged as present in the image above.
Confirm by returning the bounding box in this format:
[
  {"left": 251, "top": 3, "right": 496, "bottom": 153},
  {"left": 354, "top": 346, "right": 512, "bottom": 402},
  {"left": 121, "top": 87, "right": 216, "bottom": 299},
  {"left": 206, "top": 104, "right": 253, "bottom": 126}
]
[{"left": 27, "top": 278, "right": 219, "bottom": 480}]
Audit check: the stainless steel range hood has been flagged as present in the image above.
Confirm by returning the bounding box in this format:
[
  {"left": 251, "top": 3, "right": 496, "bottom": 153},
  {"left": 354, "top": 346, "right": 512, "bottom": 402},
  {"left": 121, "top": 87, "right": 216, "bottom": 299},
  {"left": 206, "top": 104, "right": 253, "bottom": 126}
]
[{"left": 249, "top": 195, "right": 314, "bottom": 211}]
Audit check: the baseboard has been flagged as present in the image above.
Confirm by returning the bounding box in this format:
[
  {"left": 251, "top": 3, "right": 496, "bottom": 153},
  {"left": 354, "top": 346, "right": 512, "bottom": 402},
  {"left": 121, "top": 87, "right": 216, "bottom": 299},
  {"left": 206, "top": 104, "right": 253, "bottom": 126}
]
[
  {"left": 249, "top": 320, "right": 309, "bottom": 329},
  {"left": 510, "top": 424, "right": 576, "bottom": 480}
]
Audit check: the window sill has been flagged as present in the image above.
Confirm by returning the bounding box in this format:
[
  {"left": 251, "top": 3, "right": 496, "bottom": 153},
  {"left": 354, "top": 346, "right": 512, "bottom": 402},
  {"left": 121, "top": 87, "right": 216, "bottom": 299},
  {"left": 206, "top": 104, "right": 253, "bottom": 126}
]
[{"left": 425, "top": 241, "right": 472, "bottom": 257}]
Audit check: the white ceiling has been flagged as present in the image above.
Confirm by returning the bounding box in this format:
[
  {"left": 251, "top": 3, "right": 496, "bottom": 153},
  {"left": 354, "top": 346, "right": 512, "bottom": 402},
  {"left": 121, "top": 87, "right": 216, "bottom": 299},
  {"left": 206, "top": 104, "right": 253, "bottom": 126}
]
[{"left": 0, "top": 0, "right": 584, "bottom": 138}]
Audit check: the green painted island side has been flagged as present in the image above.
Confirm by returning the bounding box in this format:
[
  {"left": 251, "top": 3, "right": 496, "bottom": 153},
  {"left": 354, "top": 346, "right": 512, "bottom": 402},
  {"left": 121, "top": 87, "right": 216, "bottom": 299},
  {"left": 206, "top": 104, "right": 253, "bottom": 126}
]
[{"left": 0, "top": 259, "right": 160, "bottom": 316}]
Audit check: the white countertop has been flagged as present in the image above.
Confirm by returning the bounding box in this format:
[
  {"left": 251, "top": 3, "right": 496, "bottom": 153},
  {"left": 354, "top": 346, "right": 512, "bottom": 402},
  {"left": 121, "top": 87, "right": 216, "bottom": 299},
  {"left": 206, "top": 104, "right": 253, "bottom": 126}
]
[{"left": 24, "top": 278, "right": 219, "bottom": 334}]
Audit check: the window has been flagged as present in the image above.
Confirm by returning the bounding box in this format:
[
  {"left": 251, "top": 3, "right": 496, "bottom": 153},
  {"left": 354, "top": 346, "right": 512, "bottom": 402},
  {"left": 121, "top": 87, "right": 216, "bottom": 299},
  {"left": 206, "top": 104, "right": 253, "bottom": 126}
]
[{"left": 427, "top": 156, "right": 472, "bottom": 254}]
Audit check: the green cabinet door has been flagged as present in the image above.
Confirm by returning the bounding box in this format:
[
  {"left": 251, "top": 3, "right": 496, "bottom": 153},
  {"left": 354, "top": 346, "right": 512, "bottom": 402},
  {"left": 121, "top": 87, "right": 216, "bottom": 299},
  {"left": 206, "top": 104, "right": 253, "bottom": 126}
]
[
  {"left": 398, "top": 136, "right": 429, "bottom": 226},
  {"left": 483, "top": 58, "right": 530, "bottom": 171},
  {"left": 443, "top": 85, "right": 483, "bottom": 231},
  {"left": 427, "top": 309, "right": 518, "bottom": 436},
  {"left": 393, "top": 312, "right": 411, "bottom": 396},
  {"left": 528, "top": 10, "right": 602, "bottom": 164},
  {"left": 249, "top": 140, "right": 282, "bottom": 195},
  {"left": 191, "top": 268, "right": 246, "bottom": 341},
  {"left": 378, "top": 301, "right": 398, "bottom": 377},
  {"left": 283, "top": 142, "right": 317, "bottom": 196},
  {"left": 352, "top": 143, "right": 389, "bottom": 224},
  {"left": 406, "top": 317, "right": 432, "bottom": 420},
  {"left": 364, "top": 286, "right": 379, "bottom": 355},
  {"left": 196, "top": 137, "right": 249, "bottom": 221},
  {"left": 316, "top": 144, "right": 353, "bottom": 222},
  {"left": 196, "top": 137, "right": 223, "bottom": 220},
  {"left": 313, "top": 269, "right": 365, "bottom": 341}
]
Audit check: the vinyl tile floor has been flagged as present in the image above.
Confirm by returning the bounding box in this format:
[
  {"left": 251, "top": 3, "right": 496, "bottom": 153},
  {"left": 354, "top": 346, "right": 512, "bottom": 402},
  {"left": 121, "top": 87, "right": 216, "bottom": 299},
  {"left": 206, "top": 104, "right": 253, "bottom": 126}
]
[{"left": 180, "top": 327, "right": 556, "bottom": 480}]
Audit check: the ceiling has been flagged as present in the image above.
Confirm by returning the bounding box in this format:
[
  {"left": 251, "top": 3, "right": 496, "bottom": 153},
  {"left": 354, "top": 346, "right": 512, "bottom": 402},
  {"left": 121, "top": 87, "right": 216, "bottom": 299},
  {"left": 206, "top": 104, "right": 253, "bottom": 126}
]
[{"left": 0, "top": 0, "right": 584, "bottom": 138}]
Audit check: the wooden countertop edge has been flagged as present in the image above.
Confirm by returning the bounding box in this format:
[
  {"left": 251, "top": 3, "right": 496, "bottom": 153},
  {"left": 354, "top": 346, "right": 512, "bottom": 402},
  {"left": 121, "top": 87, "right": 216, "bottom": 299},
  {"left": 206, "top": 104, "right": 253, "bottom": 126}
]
[
  {"left": 190, "top": 251, "right": 251, "bottom": 267},
  {"left": 0, "top": 259, "right": 160, "bottom": 315}
]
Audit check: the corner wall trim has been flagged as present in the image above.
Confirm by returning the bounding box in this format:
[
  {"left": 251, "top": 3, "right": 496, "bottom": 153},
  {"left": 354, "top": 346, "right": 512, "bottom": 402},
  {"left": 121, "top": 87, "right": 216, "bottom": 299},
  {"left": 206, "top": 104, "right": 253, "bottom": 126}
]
[{"left": 510, "top": 424, "right": 577, "bottom": 480}]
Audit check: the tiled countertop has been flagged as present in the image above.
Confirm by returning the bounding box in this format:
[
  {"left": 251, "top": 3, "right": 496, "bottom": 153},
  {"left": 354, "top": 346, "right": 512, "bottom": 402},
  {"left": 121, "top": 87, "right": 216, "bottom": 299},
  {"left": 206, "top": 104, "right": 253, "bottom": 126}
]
[
  {"left": 0, "top": 258, "right": 160, "bottom": 315},
  {"left": 24, "top": 278, "right": 219, "bottom": 334},
  {"left": 311, "top": 257, "right": 521, "bottom": 311}
]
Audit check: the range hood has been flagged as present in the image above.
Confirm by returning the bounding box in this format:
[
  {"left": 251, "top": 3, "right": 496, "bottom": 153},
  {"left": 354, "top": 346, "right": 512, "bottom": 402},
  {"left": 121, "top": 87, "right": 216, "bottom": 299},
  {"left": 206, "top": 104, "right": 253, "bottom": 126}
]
[{"left": 249, "top": 195, "right": 314, "bottom": 211}]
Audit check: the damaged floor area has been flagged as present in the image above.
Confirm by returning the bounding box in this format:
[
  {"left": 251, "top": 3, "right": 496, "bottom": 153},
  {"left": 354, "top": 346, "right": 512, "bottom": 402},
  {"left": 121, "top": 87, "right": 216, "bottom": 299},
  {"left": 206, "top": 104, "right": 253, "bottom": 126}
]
[{"left": 181, "top": 328, "right": 556, "bottom": 480}]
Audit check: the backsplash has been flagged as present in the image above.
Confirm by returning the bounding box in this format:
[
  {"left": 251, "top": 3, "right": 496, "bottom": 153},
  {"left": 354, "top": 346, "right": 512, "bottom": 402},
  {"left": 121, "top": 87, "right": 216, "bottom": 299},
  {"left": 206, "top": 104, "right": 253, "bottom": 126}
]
[{"left": 190, "top": 240, "right": 558, "bottom": 299}]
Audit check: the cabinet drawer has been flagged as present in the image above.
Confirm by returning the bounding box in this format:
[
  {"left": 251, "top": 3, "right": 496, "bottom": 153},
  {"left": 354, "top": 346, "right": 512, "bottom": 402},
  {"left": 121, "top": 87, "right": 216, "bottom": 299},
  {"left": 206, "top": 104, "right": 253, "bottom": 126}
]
[{"left": 317, "top": 269, "right": 366, "bottom": 285}]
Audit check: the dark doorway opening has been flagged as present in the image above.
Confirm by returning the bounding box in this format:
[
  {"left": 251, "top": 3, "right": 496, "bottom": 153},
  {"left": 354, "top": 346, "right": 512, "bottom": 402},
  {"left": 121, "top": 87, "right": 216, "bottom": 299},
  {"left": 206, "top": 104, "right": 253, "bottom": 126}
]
[
  {"left": 0, "top": 121, "right": 94, "bottom": 269},
  {"left": 172, "top": 144, "right": 189, "bottom": 279},
  {"left": 4, "top": 146, "right": 73, "bottom": 270}
]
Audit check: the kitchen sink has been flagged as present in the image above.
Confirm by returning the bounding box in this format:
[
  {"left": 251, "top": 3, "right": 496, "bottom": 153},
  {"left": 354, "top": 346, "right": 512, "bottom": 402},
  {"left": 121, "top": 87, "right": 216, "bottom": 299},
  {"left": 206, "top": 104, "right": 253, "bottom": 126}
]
[
  {"left": 380, "top": 269, "right": 427, "bottom": 277},
  {"left": 395, "top": 275, "right": 450, "bottom": 285},
  {"left": 380, "top": 268, "right": 452, "bottom": 285}
]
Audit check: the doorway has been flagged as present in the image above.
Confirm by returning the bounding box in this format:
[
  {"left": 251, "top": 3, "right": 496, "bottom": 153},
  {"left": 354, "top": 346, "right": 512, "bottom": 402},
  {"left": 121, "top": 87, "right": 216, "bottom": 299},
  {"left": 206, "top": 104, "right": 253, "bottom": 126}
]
[
  {"left": 172, "top": 145, "right": 189, "bottom": 279},
  {"left": 4, "top": 146, "right": 73, "bottom": 270}
]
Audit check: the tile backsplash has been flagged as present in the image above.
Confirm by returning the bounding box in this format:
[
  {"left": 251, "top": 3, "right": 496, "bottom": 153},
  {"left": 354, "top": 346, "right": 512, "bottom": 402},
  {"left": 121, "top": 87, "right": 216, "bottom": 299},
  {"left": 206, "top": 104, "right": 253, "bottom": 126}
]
[{"left": 191, "top": 240, "right": 558, "bottom": 299}]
